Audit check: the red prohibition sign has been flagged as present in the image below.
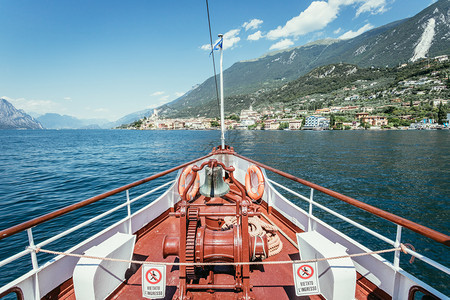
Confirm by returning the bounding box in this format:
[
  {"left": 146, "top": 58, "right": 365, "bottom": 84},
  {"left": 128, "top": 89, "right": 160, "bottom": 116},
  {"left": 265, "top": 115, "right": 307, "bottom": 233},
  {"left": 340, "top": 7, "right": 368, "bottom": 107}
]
[
  {"left": 146, "top": 268, "right": 162, "bottom": 284},
  {"left": 297, "top": 264, "right": 314, "bottom": 279}
]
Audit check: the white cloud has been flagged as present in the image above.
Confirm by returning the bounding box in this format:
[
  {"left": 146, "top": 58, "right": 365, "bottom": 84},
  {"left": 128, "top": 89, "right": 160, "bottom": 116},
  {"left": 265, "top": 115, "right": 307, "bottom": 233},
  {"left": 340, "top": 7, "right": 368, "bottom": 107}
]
[
  {"left": 243, "top": 19, "right": 263, "bottom": 31},
  {"left": 266, "top": 1, "right": 339, "bottom": 40},
  {"left": 223, "top": 29, "right": 241, "bottom": 49},
  {"left": 151, "top": 91, "right": 165, "bottom": 96},
  {"left": 338, "top": 23, "right": 374, "bottom": 39},
  {"left": 334, "top": 27, "right": 342, "bottom": 34},
  {"left": 248, "top": 31, "right": 263, "bottom": 41},
  {"left": 200, "top": 44, "right": 212, "bottom": 51},
  {"left": 94, "top": 108, "right": 109, "bottom": 113},
  {"left": 355, "top": 0, "right": 387, "bottom": 17},
  {"left": 201, "top": 28, "right": 241, "bottom": 51},
  {"left": 269, "top": 39, "right": 294, "bottom": 51},
  {"left": 64, "top": 97, "right": 72, "bottom": 101},
  {"left": 159, "top": 95, "right": 170, "bottom": 101},
  {"left": 174, "top": 92, "right": 184, "bottom": 97},
  {"left": 266, "top": 0, "right": 387, "bottom": 41},
  {"left": 8, "top": 97, "right": 61, "bottom": 115}
]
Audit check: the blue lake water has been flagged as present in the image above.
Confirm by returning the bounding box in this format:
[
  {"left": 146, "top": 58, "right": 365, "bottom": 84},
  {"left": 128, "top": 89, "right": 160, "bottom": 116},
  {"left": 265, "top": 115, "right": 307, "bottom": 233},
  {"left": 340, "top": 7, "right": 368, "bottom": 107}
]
[{"left": 0, "top": 129, "right": 448, "bottom": 295}]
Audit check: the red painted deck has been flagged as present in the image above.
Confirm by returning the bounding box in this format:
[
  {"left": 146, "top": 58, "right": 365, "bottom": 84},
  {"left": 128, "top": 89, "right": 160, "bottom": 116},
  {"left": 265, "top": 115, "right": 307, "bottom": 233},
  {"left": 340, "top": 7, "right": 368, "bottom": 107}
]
[{"left": 44, "top": 183, "right": 390, "bottom": 300}]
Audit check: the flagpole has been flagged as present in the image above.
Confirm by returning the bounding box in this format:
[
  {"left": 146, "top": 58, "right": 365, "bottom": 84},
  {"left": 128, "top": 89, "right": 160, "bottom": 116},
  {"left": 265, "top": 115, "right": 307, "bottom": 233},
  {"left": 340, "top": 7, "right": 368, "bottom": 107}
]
[{"left": 218, "top": 34, "right": 225, "bottom": 149}]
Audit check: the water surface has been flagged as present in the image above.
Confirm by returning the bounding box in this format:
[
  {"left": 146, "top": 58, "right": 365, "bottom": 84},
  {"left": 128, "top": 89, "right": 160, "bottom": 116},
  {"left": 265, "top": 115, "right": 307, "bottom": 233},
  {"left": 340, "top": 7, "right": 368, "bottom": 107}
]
[{"left": 0, "top": 130, "right": 448, "bottom": 294}]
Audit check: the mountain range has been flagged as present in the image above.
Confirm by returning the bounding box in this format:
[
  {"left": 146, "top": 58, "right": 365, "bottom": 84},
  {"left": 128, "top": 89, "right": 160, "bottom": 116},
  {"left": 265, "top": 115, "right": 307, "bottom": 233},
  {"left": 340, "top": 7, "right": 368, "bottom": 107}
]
[
  {"left": 1, "top": 0, "right": 449, "bottom": 129},
  {"left": 158, "top": 0, "right": 450, "bottom": 118},
  {"left": 34, "top": 109, "right": 156, "bottom": 129},
  {"left": 0, "top": 98, "right": 43, "bottom": 129},
  {"left": 0, "top": 99, "right": 155, "bottom": 130},
  {"left": 36, "top": 113, "right": 110, "bottom": 129}
]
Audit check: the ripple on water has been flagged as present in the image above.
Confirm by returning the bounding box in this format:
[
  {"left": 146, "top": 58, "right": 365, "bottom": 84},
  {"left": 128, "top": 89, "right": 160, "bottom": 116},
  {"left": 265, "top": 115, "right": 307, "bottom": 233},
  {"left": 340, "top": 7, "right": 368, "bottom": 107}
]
[{"left": 0, "top": 130, "right": 448, "bottom": 293}]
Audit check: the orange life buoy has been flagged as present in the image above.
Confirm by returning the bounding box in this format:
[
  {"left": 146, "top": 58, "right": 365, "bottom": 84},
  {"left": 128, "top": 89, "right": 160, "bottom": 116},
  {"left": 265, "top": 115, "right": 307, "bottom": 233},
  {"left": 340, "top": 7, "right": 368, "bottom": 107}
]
[
  {"left": 245, "top": 165, "right": 265, "bottom": 200},
  {"left": 178, "top": 165, "right": 200, "bottom": 201}
]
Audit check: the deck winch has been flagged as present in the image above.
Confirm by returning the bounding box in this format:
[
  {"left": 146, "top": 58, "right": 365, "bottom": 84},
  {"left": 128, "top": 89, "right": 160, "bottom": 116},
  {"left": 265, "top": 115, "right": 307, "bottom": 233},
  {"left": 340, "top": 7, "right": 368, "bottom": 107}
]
[
  {"left": 162, "top": 207, "right": 269, "bottom": 270},
  {"left": 163, "top": 158, "right": 268, "bottom": 299}
]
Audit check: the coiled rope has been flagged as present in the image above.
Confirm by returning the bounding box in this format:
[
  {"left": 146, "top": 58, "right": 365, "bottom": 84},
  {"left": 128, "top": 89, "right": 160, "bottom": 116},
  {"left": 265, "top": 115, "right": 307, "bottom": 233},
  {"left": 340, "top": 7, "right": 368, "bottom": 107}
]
[{"left": 221, "top": 216, "right": 283, "bottom": 257}]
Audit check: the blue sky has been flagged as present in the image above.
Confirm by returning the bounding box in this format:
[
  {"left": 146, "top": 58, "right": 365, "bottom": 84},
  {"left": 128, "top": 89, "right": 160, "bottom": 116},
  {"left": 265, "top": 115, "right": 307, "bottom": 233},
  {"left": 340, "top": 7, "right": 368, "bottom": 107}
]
[{"left": 0, "top": 0, "right": 437, "bottom": 121}]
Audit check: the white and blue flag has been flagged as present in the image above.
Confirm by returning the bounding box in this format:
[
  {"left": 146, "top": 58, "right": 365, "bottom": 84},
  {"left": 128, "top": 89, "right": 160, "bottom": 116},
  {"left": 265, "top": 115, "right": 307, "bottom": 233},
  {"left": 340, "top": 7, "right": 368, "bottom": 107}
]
[{"left": 213, "top": 38, "right": 223, "bottom": 50}]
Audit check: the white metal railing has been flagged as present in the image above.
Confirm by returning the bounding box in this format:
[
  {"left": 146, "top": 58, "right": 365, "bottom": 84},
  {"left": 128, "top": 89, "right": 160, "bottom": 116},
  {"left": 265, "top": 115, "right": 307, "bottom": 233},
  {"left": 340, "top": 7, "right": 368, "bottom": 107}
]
[
  {"left": 0, "top": 179, "right": 175, "bottom": 288},
  {"left": 267, "top": 178, "right": 450, "bottom": 277}
]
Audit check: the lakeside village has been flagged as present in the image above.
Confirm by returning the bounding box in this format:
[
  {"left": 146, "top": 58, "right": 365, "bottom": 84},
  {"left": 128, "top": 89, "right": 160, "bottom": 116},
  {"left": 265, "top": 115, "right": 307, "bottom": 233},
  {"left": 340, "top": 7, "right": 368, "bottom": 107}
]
[
  {"left": 125, "top": 102, "right": 449, "bottom": 131},
  {"left": 125, "top": 56, "right": 450, "bottom": 131}
]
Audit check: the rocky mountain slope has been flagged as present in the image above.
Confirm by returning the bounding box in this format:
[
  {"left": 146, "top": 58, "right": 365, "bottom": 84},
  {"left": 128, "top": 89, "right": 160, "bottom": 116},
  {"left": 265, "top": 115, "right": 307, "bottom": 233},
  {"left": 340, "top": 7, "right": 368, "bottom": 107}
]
[
  {"left": 0, "top": 98, "right": 44, "bottom": 129},
  {"left": 158, "top": 0, "right": 450, "bottom": 118}
]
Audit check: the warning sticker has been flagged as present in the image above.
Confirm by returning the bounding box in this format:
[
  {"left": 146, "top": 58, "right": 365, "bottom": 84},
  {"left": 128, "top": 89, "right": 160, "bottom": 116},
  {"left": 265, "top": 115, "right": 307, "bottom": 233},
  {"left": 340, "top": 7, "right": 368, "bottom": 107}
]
[
  {"left": 293, "top": 262, "right": 320, "bottom": 296},
  {"left": 142, "top": 265, "right": 166, "bottom": 299}
]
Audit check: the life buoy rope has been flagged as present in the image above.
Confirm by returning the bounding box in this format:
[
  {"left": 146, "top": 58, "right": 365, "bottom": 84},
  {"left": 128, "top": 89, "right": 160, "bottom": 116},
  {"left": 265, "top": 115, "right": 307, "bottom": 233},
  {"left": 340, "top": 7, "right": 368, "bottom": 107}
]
[
  {"left": 245, "top": 165, "right": 265, "bottom": 200},
  {"left": 178, "top": 165, "right": 200, "bottom": 201}
]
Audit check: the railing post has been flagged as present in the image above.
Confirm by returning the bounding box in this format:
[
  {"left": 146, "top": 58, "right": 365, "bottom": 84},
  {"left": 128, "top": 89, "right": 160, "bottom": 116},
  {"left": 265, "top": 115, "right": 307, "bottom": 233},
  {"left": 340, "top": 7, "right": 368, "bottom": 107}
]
[
  {"left": 126, "top": 189, "right": 132, "bottom": 234},
  {"left": 393, "top": 225, "right": 402, "bottom": 270},
  {"left": 392, "top": 225, "right": 402, "bottom": 299},
  {"left": 27, "top": 228, "right": 40, "bottom": 299},
  {"left": 308, "top": 188, "right": 314, "bottom": 232}
]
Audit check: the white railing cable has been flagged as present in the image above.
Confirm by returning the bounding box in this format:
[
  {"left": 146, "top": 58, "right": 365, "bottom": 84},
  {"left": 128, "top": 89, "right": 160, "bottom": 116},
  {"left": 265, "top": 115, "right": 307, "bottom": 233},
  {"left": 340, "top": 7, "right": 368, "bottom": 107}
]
[
  {"left": 268, "top": 179, "right": 310, "bottom": 202},
  {"left": 0, "top": 248, "right": 32, "bottom": 269},
  {"left": 268, "top": 178, "right": 450, "bottom": 278},
  {"left": 0, "top": 180, "right": 175, "bottom": 293},
  {"left": 268, "top": 178, "right": 396, "bottom": 246},
  {"left": 310, "top": 199, "right": 396, "bottom": 246},
  {"left": 402, "top": 247, "right": 450, "bottom": 275},
  {"left": 35, "top": 180, "right": 174, "bottom": 249}
]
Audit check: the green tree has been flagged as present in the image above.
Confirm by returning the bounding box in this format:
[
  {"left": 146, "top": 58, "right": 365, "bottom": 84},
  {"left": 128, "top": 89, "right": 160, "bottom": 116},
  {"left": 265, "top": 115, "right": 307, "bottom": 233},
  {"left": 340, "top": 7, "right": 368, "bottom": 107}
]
[
  {"left": 384, "top": 106, "right": 396, "bottom": 114},
  {"left": 278, "top": 122, "right": 289, "bottom": 130},
  {"left": 132, "top": 119, "right": 143, "bottom": 129},
  {"left": 227, "top": 114, "right": 240, "bottom": 121},
  {"left": 210, "top": 120, "right": 220, "bottom": 127},
  {"left": 437, "top": 102, "right": 447, "bottom": 125},
  {"left": 330, "top": 114, "right": 336, "bottom": 127}
]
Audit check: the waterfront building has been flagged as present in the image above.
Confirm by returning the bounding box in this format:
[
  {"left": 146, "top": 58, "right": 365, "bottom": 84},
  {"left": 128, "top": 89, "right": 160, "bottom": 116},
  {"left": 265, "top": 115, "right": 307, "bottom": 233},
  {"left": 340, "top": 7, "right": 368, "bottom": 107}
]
[
  {"left": 303, "top": 116, "right": 330, "bottom": 130},
  {"left": 360, "top": 116, "right": 388, "bottom": 127},
  {"left": 173, "top": 120, "right": 185, "bottom": 130},
  {"left": 288, "top": 120, "right": 302, "bottom": 130},
  {"left": 240, "top": 106, "right": 260, "bottom": 128},
  {"left": 264, "top": 119, "right": 280, "bottom": 130}
]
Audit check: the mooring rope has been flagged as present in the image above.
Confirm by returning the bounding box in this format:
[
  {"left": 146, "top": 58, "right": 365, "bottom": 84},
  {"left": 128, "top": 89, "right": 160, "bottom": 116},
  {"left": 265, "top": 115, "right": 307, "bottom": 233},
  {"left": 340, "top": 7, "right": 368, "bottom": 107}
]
[
  {"left": 221, "top": 216, "right": 283, "bottom": 257},
  {"left": 30, "top": 244, "right": 409, "bottom": 267}
]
